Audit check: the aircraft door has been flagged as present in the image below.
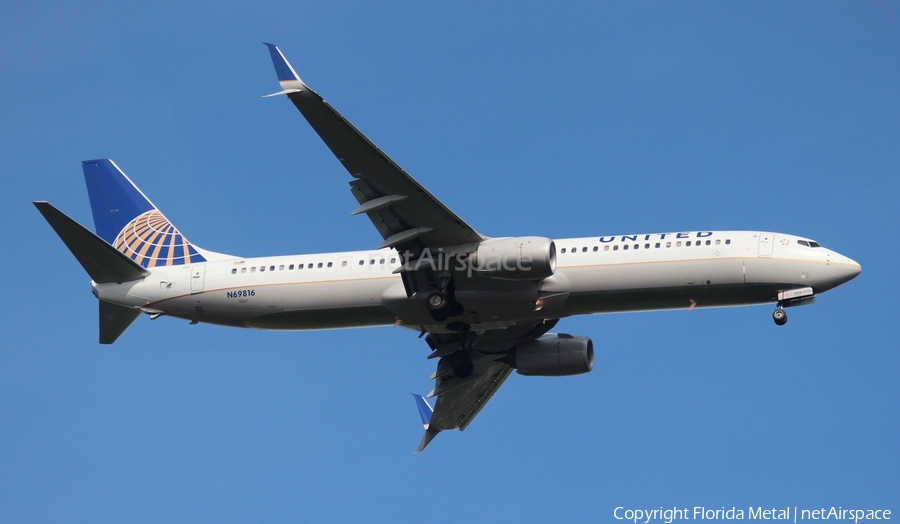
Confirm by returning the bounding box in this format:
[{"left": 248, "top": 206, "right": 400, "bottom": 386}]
[
  {"left": 758, "top": 234, "right": 774, "bottom": 257},
  {"left": 191, "top": 265, "right": 206, "bottom": 292}
]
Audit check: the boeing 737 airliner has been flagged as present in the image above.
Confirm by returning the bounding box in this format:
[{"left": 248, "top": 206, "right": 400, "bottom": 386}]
[{"left": 35, "top": 44, "right": 861, "bottom": 451}]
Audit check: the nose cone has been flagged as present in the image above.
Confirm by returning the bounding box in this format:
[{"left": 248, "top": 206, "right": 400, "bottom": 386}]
[{"left": 832, "top": 253, "right": 862, "bottom": 287}]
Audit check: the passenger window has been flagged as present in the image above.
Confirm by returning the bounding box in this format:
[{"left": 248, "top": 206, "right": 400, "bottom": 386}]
[
  {"left": 269, "top": 266, "right": 275, "bottom": 271},
  {"left": 725, "top": 239, "right": 731, "bottom": 245},
  {"left": 623, "top": 245, "right": 629, "bottom": 250},
  {"left": 260, "top": 266, "right": 265, "bottom": 272},
  {"left": 705, "top": 240, "right": 711, "bottom": 246},
  {"left": 241, "top": 268, "right": 246, "bottom": 274},
  {"left": 380, "top": 259, "right": 385, "bottom": 264},
  {"left": 716, "top": 239, "right": 721, "bottom": 245},
  {"left": 279, "top": 265, "right": 284, "bottom": 271},
  {"left": 561, "top": 248, "right": 566, "bottom": 254},
  {"left": 613, "top": 245, "right": 619, "bottom": 251},
  {"left": 359, "top": 260, "right": 364, "bottom": 266},
  {"left": 604, "top": 246, "right": 609, "bottom": 252},
  {"left": 582, "top": 247, "right": 587, "bottom": 253},
  {"left": 655, "top": 243, "right": 660, "bottom": 248},
  {"left": 370, "top": 259, "right": 375, "bottom": 265},
  {"left": 686, "top": 241, "right": 692, "bottom": 246},
  {"left": 289, "top": 264, "right": 294, "bottom": 270},
  {"left": 327, "top": 262, "right": 333, "bottom": 268},
  {"left": 676, "top": 241, "right": 682, "bottom": 247},
  {"left": 251, "top": 267, "right": 256, "bottom": 273},
  {"left": 644, "top": 243, "right": 650, "bottom": 249},
  {"left": 593, "top": 246, "right": 598, "bottom": 252},
  {"left": 666, "top": 242, "right": 672, "bottom": 248},
  {"left": 342, "top": 261, "right": 348, "bottom": 267},
  {"left": 318, "top": 262, "right": 323, "bottom": 268},
  {"left": 391, "top": 258, "right": 397, "bottom": 263},
  {"left": 231, "top": 268, "right": 237, "bottom": 274}
]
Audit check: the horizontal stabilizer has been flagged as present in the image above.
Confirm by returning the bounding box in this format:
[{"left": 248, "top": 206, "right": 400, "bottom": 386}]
[
  {"left": 99, "top": 300, "right": 140, "bottom": 344},
  {"left": 34, "top": 201, "right": 150, "bottom": 284}
]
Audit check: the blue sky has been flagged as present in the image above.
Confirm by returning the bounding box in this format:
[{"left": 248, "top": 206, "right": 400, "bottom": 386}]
[{"left": 1, "top": 2, "right": 897, "bottom": 522}]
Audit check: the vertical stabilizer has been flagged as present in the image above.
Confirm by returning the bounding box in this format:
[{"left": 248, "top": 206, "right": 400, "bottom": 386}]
[{"left": 82, "top": 160, "right": 207, "bottom": 268}]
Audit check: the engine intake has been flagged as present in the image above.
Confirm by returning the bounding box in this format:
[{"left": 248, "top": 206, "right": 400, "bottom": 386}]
[
  {"left": 471, "top": 236, "right": 556, "bottom": 280},
  {"left": 508, "top": 333, "right": 594, "bottom": 376}
]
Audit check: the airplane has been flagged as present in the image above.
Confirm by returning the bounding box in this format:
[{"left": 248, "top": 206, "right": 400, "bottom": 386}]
[{"left": 34, "top": 44, "right": 861, "bottom": 452}]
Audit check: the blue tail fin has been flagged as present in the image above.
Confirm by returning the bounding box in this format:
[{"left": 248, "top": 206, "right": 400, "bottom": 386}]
[{"left": 82, "top": 159, "right": 206, "bottom": 268}]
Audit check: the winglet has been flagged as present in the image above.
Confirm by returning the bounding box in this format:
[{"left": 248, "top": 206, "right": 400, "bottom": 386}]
[
  {"left": 411, "top": 394, "right": 440, "bottom": 453},
  {"left": 263, "top": 43, "right": 307, "bottom": 96},
  {"left": 412, "top": 394, "right": 433, "bottom": 429}
]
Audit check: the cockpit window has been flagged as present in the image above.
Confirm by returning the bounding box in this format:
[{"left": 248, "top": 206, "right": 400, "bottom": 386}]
[
  {"left": 798, "top": 240, "right": 823, "bottom": 248},
  {"left": 798, "top": 240, "right": 809, "bottom": 247}
]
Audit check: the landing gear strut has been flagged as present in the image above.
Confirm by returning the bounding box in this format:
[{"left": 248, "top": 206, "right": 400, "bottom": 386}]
[{"left": 773, "top": 306, "right": 787, "bottom": 326}]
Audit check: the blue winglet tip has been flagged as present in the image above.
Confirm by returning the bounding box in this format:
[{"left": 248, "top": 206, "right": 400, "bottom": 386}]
[
  {"left": 263, "top": 42, "right": 299, "bottom": 82},
  {"left": 411, "top": 394, "right": 433, "bottom": 427}
]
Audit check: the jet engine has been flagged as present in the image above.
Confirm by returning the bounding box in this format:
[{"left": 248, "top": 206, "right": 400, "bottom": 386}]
[
  {"left": 471, "top": 236, "right": 556, "bottom": 280},
  {"left": 507, "top": 333, "right": 594, "bottom": 376}
]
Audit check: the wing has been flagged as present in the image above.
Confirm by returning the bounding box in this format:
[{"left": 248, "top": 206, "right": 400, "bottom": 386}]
[
  {"left": 414, "top": 318, "right": 559, "bottom": 452},
  {"left": 263, "top": 44, "right": 483, "bottom": 253}
]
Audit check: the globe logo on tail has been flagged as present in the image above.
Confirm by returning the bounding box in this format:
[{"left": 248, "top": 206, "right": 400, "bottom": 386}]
[{"left": 113, "top": 210, "right": 206, "bottom": 267}]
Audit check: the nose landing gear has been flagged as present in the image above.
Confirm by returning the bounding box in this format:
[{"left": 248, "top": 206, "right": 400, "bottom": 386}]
[{"left": 773, "top": 306, "right": 787, "bottom": 326}]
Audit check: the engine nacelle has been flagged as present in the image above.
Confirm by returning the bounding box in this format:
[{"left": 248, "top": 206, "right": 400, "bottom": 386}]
[
  {"left": 509, "top": 334, "right": 594, "bottom": 376},
  {"left": 471, "top": 236, "right": 556, "bottom": 280}
]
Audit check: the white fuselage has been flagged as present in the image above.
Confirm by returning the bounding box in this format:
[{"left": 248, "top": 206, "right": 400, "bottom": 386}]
[{"left": 94, "top": 230, "right": 861, "bottom": 333}]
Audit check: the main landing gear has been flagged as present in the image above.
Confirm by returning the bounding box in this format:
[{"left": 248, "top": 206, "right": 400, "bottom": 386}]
[
  {"left": 772, "top": 306, "right": 787, "bottom": 326},
  {"left": 424, "top": 271, "right": 462, "bottom": 322},
  {"left": 425, "top": 291, "right": 450, "bottom": 322},
  {"left": 426, "top": 292, "right": 446, "bottom": 310}
]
